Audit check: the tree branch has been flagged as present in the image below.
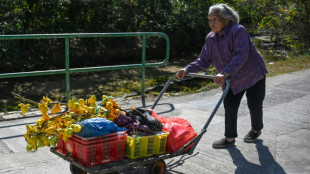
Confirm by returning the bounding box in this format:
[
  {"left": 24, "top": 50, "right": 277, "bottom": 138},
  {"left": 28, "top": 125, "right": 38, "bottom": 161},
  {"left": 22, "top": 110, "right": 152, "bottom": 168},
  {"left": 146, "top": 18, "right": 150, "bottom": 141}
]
[{"left": 11, "top": 92, "right": 67, "bottom": 106}]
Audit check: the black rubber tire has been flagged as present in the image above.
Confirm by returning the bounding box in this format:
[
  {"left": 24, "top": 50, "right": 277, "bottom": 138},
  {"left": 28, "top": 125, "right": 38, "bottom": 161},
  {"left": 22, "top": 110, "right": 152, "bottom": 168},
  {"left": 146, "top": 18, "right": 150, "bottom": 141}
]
[
  {"left": 69, "top": 164, "right": 87, "bottom": 174},
  {"left": 146, "top": 160, "right": 167, "bottom": 174}
]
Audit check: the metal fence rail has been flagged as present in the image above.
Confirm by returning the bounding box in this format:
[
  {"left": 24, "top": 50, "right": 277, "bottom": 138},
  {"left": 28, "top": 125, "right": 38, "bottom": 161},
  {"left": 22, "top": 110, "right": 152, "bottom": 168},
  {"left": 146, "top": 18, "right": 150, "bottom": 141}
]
[{"left": 0, "top": 32, "right": 170, "bottom": 102}]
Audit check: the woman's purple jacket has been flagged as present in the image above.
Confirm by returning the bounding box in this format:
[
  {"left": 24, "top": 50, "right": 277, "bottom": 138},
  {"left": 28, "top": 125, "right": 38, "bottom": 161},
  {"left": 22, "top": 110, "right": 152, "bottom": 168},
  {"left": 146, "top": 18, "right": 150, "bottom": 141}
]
[{"left": 185, "top": 23, "right": 268, "bottom": 95}]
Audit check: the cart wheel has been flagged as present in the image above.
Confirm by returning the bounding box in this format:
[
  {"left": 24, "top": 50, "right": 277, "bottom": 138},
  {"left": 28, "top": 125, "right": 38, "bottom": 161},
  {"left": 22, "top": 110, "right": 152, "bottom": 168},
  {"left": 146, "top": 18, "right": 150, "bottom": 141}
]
[
  {"left": 146, "top": 160, "right": 166, "bottom": 174},
  {"left": 70, "top": 164, "right": 87, "bottom": 174}
]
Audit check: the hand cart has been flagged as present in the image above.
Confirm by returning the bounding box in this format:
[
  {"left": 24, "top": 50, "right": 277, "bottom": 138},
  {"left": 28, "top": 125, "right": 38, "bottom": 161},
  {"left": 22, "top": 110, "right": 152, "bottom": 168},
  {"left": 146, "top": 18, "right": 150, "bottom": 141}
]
[{"left": 50, "top": 73, "right": 230, "bottom": 174}]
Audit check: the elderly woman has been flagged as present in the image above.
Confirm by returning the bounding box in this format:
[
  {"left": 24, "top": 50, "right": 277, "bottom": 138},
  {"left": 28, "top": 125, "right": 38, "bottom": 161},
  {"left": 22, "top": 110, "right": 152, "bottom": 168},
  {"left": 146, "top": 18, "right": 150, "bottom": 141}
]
[{"left": 176, "top": 3, "right": 268, "bottom": 148}]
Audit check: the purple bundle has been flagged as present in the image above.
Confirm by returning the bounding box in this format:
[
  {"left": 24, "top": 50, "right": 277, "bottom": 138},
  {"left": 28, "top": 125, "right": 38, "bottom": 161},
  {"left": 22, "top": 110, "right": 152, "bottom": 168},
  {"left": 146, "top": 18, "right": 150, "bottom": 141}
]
[
  {"left": 114, "top": 113, "right": 134, "bottom": 127},
  {"left": 115, "top": 113, "right": 156, "bottom": 136}
]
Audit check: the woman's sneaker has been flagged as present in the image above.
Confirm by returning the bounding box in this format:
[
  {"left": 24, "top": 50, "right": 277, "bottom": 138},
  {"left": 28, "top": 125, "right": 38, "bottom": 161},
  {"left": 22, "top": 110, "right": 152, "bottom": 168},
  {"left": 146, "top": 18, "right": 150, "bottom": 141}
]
[
  {"left": 244, "top": 130, "right": 261, "bottom": 143},
  {"left": 212, "top": 138, "right": 235, "bottom": 149}
]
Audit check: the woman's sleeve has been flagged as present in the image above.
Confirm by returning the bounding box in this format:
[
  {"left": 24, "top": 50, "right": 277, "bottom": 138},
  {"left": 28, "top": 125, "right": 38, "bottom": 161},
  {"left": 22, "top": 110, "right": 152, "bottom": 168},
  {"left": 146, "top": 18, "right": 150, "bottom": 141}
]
[
  {"left": 222, "top": 27, "right": 250, "bottom": 76},
  {"left": 185, "top": 42, "right": 212, "bottom": 73}
]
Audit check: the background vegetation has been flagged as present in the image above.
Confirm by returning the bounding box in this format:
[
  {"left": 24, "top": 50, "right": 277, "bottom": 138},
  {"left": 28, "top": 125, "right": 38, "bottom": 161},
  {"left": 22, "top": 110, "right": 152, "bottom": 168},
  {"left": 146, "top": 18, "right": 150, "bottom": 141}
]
[
  {"left": 1, "top": 0, "right": 310, "bottom": 112},
  {"left": 1, "top": 0, "right": 310, "bottom": 73}
]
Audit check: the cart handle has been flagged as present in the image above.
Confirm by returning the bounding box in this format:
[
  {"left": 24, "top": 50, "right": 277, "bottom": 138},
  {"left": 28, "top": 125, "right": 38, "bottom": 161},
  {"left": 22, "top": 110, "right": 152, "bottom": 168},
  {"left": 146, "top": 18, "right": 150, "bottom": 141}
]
[{"left": 151, "top": 73, "right": 227, "bottom": 109}]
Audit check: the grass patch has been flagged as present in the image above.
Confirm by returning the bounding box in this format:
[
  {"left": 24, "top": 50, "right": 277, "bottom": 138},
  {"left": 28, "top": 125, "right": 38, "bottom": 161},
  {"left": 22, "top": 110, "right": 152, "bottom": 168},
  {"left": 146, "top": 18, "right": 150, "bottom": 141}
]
[{"left": 266, "top": 54, "right": 310, "bottom": 76}]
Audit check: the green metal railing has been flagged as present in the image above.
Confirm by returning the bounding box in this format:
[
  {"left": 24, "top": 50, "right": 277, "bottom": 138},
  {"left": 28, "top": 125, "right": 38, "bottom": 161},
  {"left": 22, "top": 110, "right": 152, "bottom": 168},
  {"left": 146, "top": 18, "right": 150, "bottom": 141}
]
[{"left": 0, "top": 32, "right": 170, "bottom": 102}]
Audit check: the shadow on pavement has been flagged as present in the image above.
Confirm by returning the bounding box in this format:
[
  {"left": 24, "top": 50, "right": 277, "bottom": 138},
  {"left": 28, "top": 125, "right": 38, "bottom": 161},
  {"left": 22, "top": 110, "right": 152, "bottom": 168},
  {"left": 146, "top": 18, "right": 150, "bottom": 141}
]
[
  {"left": 227, "top": 140, "right": 286, "bottom": 174},
  {"left": 165, "top": 152, "right": 199, "bottom": 174},
  {"left": 134, "top": 102, "right": 175, "bottom": 115},
  {"left": 153, "top": 103, "right": 175, "bottom": 115}
]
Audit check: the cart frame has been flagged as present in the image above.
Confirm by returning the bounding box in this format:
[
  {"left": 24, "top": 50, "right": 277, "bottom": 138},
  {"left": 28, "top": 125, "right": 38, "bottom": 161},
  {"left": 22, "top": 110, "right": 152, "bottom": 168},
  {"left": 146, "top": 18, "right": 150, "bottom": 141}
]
[{"left": 50, "top": 73, "right": 230, "bottom": 174}]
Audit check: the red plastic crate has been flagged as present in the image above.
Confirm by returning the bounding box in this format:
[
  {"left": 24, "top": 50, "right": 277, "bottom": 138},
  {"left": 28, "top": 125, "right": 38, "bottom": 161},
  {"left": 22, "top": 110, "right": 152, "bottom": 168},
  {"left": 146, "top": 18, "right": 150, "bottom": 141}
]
[
  {"left": 56, "top": 136, "right": 67, "bottom": 154},
  {"left": 57, "top": 131, "right": 127, "bottom": 167},
  {"left": 71, "top": 132, "right": 124, "bottom": 145}
]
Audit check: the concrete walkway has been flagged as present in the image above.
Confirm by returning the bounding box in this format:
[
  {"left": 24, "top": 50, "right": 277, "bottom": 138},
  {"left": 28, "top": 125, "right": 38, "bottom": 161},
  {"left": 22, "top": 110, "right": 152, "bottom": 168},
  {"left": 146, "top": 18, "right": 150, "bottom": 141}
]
[
  {"left": 122, "top": 68, "right": 310, "bottom": 174},
  {"left": 0, "top": 69, "right": 310, "bottom": 174}
]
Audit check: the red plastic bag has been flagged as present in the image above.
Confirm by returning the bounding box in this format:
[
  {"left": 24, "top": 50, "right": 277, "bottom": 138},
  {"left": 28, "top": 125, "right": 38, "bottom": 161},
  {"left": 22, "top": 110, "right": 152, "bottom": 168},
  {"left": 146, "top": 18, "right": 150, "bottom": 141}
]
[{"left": 152, "top": 111, "right": 197, "bottom": 154}]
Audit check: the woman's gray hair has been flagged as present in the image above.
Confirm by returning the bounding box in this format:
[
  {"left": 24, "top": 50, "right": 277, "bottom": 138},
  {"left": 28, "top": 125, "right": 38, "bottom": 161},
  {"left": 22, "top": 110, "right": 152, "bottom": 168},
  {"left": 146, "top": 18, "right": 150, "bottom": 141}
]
[{"left": 209, "top": 4, "right": 239, "bottom": 24}]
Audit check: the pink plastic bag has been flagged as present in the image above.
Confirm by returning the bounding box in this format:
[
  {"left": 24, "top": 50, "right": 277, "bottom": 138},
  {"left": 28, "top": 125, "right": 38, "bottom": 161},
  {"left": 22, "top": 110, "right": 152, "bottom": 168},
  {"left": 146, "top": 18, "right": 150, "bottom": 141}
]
[{"left": 152, "top": 111, "right": 197, "bottom": 153}]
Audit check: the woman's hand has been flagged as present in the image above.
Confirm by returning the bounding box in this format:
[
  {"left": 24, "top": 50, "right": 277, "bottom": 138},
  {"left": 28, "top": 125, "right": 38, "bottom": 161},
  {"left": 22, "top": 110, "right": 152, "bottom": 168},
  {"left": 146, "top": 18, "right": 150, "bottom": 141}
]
[
  {"left": 176, "top": 69, "right": 188, "bottom": 79},
  {"left": 214, "top": 73, "right": 227, "bottom": 86}
]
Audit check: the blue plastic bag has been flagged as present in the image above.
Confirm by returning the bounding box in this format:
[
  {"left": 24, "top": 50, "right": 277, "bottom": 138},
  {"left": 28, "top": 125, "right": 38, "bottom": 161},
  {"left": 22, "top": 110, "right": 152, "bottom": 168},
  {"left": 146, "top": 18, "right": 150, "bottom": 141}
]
[{"left": 76, "top": 117, "right": 127, "bottom": 138}]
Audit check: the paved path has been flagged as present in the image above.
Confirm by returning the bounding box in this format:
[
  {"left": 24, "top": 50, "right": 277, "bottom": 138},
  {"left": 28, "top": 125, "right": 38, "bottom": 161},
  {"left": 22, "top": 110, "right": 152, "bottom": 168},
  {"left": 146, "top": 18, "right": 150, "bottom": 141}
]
[{"left": 0, "top": 69, "right": 310, "bottom": 174}]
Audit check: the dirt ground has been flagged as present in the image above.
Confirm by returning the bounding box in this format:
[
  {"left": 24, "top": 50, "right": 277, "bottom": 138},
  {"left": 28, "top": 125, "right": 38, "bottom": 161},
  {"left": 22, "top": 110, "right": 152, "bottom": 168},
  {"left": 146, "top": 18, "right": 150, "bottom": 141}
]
[{"left": 0, "top": 58, "right": 193, "bottom": 112}]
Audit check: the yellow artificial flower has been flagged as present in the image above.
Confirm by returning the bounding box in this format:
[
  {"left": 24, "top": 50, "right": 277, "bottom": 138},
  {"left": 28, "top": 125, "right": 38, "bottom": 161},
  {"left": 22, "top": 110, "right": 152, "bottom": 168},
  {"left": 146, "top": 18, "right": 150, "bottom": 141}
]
[
  {"left": 45, "top": 126, "right": 56, "bottom": 135},
  {"left": 38, "top": 102, "right": 48, "bottom": 114},
  {"left": 18, "top": 103, "right": 30, "bottom": 116},
  {"left": 36, "top": 118, "right": 45, "bottom": 127},
  {"left": 78, "top": 98, "right": 85, "bottom": 106},
  {"left": 88, "top": 95, "right": 96, "bottom": 106},
  {"left": 105, "top": 101, "right": 113, "bottom": 111},
  {"left": 68, "top": 98, "right": 75, "bottom": 109},
  {"left": 42, "top": 96, "right": 52, "bottom": 103},
  {"left": 51, "top": 103, "right": 62, "bottom": 114},
  {"left": 42, "top": 113, "right": 50, "bottom": 121}
]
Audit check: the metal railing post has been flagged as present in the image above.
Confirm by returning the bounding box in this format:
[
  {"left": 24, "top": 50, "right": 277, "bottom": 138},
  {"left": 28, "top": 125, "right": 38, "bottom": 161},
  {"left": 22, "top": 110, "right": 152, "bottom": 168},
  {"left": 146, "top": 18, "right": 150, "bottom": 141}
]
[
  {"left": 65, "top": 37, "right": 70, "bottom": 102},
  {"left": 141, "top": 36, "right": 146, "bottom": 106}
]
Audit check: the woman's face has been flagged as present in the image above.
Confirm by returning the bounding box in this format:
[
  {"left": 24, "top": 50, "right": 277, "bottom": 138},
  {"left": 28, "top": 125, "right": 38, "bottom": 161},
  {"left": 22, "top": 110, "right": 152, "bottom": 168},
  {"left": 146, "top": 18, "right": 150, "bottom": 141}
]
[{"left": 208, "top": 12, "right": 229, "bottom": 34}]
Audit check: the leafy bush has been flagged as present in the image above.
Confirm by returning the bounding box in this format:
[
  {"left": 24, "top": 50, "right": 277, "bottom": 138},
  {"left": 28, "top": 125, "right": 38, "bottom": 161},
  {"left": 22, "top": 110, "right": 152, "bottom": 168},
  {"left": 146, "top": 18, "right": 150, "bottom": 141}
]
[{"left": 1, "top": 0, "right": 309, "bottom": 73}]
